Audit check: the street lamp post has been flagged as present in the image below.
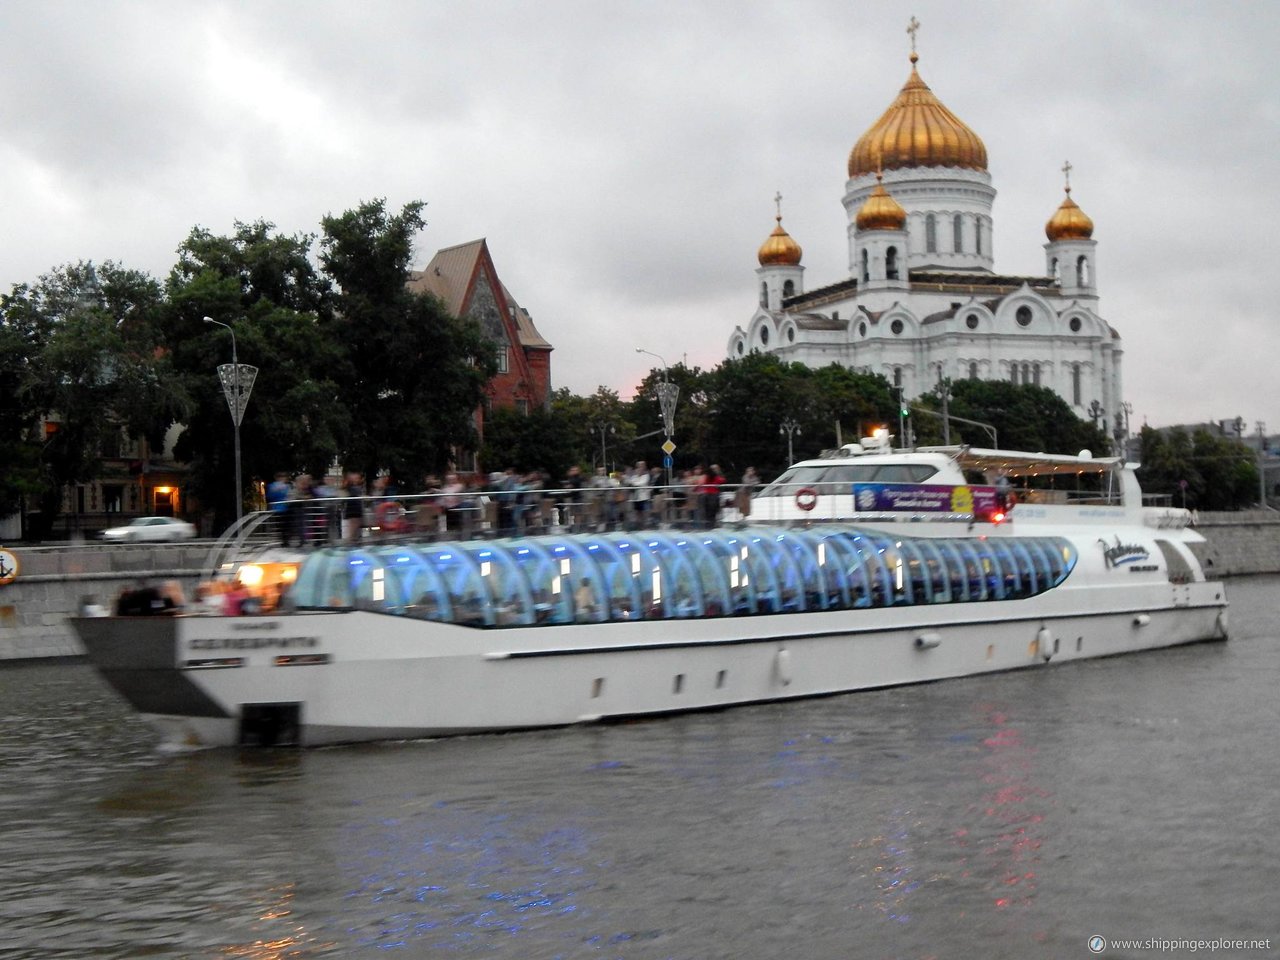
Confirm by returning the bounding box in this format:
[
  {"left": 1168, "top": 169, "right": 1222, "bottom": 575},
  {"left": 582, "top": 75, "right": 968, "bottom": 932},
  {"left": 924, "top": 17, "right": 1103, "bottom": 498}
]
[
  {"left": 591, "top": 419, "right": 616, "bottom": 472},
  {"left": 204, "top": 316, "right": 257, "bottom": 524},
  {"left": 636, "top": 348, "right": 678, "bottom": 486},
  {"left": 1088, "top": 399, "right": 1108, "bottom": 450},
  {"left": 779, "top": 417, "right": 802, "bottom": 464}
]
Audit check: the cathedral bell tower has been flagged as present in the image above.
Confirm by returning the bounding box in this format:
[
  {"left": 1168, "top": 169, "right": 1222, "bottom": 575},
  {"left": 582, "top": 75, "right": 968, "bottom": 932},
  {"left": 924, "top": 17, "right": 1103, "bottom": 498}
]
[
  {"left": 853, "top": 174, "right": 909, "bottom": 291},
  {"left": 1044, "top": 161, "right": 1097, "bottom": 297},
  {"left": 755, "top": 192, "right": 804, "bottom": 310}
]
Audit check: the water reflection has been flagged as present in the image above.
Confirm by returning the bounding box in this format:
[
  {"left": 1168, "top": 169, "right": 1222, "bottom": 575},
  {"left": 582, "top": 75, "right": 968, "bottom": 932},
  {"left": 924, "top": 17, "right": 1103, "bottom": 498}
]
[{"left": 3, "top": 580, "right": 1278, "bottom": 959}]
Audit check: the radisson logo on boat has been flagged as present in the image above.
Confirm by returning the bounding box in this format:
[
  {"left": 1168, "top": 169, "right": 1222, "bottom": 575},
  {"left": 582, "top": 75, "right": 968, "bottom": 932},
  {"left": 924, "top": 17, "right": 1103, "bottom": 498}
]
[{"left": 1098, "top": 536, "right": 1149, "bottom": 568}]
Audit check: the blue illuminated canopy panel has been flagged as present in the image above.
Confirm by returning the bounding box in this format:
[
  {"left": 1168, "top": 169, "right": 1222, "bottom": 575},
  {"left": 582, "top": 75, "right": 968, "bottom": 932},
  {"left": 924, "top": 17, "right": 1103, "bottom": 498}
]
[{"left": 289, "top": 526, "right": 1077, "bottom": 627}]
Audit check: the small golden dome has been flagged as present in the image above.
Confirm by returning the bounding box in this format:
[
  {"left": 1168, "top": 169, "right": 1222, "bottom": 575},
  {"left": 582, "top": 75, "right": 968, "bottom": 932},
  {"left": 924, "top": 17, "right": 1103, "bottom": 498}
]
[
  {"left": 1045, "top": 188, "right": 1094, "bottom": 241},
  {"left": 758, "top": 216, "right": 803, "bottom": 266},
  {"left": 855, "top": 174, "right": 908, "bottom": 232},
  {"left": 848, "top": 57, "right": 988, "bottom": 178}
]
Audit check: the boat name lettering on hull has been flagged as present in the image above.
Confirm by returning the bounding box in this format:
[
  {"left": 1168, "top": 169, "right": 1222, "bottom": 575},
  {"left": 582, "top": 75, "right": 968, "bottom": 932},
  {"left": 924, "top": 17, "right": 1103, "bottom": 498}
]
[{"left": 190, "top": 636, "right": 320, "bottom": 651}]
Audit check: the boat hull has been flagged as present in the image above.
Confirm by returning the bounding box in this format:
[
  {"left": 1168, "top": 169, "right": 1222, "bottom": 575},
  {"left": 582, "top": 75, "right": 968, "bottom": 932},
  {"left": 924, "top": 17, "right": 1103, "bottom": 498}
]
[{"left": 72, "top": 578, "right": 1227, "bottom": 748}]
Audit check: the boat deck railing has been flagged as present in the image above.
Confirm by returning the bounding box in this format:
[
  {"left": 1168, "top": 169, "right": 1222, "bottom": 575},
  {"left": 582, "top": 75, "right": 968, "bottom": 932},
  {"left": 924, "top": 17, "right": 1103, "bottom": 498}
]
[{"left": 210, "top": 474, "right": 1132, "bottom": 576}]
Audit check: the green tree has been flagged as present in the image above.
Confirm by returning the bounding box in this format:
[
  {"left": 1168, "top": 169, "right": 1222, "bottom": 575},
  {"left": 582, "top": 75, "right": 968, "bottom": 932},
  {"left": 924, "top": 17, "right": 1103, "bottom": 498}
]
[
  {"left": 319, "top": 199, "right": 496, "bottom": 485},
  {"left": 479, "top": 405, "right": 578, "bottom": 481},
  {"left": 938, "top": 379, "right": 1108, "bottom": 455},
  {"left": 1138, "top": 426, "right": 1259, "bottom": 510},
  {"left": 0, "top": 286, "right": 48, "bottom": 518},
  {"left": 166, "top": 221, "right": 345, "bottom": 525},
  {"left": 2, "top": 262, "right": 177, "bottom": 535}
]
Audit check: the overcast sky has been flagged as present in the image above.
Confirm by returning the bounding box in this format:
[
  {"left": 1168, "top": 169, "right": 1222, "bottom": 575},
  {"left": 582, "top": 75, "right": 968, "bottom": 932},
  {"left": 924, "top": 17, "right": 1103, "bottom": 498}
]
[{"left": 3, "top": 0, "right": 1277, "bottom": 438}]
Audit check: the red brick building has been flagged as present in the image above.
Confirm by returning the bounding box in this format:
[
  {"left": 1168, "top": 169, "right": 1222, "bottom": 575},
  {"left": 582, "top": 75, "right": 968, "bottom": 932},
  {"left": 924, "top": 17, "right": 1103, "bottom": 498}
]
[{"left": 407, "top": 239, "right": 553, "bottom": 441}]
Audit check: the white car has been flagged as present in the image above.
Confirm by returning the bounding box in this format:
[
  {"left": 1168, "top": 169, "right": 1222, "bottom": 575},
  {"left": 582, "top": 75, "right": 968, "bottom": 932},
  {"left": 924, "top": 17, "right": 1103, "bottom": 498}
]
[{"left": 100, "top": 516, "right": 198, "bottom": 543}]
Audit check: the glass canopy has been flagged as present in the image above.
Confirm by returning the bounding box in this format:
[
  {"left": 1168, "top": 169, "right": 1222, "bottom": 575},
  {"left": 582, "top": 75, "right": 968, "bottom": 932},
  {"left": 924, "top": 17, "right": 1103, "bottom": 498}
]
[{"left": 288, "top": 525, "right": 1077, "bottom": 627}]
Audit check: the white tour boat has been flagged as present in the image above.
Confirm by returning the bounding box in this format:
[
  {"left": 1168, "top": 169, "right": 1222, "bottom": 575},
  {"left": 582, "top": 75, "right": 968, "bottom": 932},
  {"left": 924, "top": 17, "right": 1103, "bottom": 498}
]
[{"left": 72, "top": 441, "right": 1227, "bottom": 748}]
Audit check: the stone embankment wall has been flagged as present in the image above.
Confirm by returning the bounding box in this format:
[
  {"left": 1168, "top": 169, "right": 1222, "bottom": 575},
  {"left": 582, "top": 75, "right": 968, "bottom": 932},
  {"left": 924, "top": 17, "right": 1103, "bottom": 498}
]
[
  {"left": 1193, "top": 510, "right": 1280, "bottom": 578},
  {"left": 0, "top": 514, "right": 1277, "bottom": 661},
  {"left": 0, "top": 543, "right": 210, "bottom": 660}
]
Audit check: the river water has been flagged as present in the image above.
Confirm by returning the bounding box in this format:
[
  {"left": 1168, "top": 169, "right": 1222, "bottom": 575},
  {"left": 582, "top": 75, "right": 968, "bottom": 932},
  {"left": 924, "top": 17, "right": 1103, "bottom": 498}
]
[{"left": 2, "top": 577, "right": 1277, "bottom": 959}]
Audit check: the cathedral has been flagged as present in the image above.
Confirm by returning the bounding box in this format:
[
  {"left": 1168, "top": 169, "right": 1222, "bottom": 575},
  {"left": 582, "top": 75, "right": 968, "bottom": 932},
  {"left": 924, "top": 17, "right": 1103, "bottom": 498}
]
[{"left": 728, "top": 28, "right": 1123, "bottom": 440}]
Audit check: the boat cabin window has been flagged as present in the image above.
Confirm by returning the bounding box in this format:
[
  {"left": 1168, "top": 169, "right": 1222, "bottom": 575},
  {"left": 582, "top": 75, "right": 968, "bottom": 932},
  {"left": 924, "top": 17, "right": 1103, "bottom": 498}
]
[
  {"left": 286, "top": 528, "right": 1077, "bottom": 625},
  {"left": 759, "top": 462, "right": 941, "bottom": 498}
]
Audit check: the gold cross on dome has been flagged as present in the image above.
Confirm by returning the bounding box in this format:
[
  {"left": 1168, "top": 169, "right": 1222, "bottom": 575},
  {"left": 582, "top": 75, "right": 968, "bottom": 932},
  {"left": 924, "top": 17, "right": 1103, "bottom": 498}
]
[
  {"left": 907, "top": 16, "right": 920, "bottom": 55},
  {"left": 1062, "top": 159, "right": 1073, "bottom": 192},
  {"left": 774, "top": 191, "right": 783, "bottom": 220}
]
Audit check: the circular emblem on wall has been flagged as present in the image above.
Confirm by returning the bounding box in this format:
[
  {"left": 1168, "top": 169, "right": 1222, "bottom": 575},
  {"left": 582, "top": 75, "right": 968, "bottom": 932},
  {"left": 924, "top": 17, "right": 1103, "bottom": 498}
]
[{"left": 0, "top": 549, "right": 19, "bottom": 586}]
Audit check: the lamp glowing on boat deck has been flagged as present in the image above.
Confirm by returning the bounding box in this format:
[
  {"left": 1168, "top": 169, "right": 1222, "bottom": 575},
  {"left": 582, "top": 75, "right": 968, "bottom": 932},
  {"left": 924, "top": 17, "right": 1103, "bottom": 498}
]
[{"left": 238, "top": 564, "right": 264, "bottom": 587}]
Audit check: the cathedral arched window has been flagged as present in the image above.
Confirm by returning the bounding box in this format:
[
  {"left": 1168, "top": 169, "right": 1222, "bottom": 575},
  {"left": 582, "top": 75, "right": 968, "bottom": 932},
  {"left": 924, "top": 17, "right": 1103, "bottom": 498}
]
[
  {"left": 975, "top": 219, "right": 983, "bottom": 256},
  {"left": 760, "top": 326, "right": 769, "bottom": 346},
  {"left": 787, "top": 326, "right": 795, "bottom": 343},
  {"left": 1076, "top": 255, "right": 1090, "bottom": 287},
  {"left": 861, "top": 249, "right": 870, "bottom": 283},
  {"left": 953, "top": 215, "right": 963, "bottom": 253},
  {"left": 1033, "top": 363, "right": 1042, "bottom": 386},
  {"left": 893, "top": 367, "right": 903, "bottom": 388},
  {"left": 1072, "top": 364, "right": 1082, "bottom": 405},
  {"left": 886, "top": 246, "right": 899, "bottom": 280},
  {"left": 1016, "top": 305, "right": 1033, "bottom": 327},
  {"left": 969, "top": 362, "right": 978, "bottom": 380},
  {"left": 1022, "top": 362, "right": 1031, "bottom": 383},
  {"left": 782, "top": 279, "right": 795, "bottom": 298},
  {"left": 1051, "top": 258, "right": 1060, "bottom": 283},
  {"left": 760, "top": 282, "right": 768, "bottom": 307},
  {"left": 1010, "top": 363, "right": 1019, "bottom": 385},
  {"left": 925, "top": 215, "right": 937, "bottom": 253}
]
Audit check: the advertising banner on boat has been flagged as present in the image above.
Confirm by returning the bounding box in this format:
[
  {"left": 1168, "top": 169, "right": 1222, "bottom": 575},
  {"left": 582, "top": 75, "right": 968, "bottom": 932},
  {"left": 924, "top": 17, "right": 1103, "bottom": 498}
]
[{"left": 852, "top": 482, "right": 1000, "bottom": 516}]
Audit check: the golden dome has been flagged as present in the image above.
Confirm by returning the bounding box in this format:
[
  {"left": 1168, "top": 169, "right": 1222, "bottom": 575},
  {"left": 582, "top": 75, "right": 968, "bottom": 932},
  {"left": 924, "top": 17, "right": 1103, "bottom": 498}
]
[
  {"left": 1045, "top": 188, "right": 1094, "bottom": 241},
  {"left": 848, "top": 55, "right": 988, "bottom": 178},
  {"left": 758, "top": 215, "right": 803, "bottom": 266},
  {"left": 855, "top": 174, "right": 907, "bottom": 231}
]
